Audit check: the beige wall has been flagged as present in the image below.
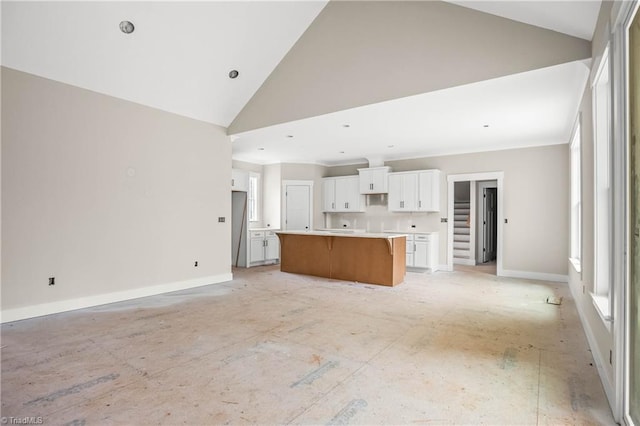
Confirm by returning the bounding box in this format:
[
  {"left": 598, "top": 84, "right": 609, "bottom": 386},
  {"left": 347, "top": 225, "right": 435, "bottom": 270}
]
[
  {"left": 230, "top": 0, "right": 591, "bottom": 133},
  {"left": 324, "top": 144, "right": 569, "bottom": 276},
  {"left": 232, "top": 159, "right": 263, "bottom": 174},
  {"left": 1, "top": 67, "right": 232, "bottom": 318},
  {"left": 263, "top": 163, "right": 282, "bottom": 228}
]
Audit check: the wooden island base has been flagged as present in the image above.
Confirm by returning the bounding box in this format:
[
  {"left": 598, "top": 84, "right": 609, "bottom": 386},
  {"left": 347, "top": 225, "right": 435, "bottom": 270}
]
[{"left": 276, "top": 232, "right": 406, "bottom": 286}]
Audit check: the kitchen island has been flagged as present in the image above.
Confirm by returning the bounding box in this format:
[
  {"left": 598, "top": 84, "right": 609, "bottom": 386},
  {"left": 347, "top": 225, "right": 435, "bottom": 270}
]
[{"left": 276, "top": 231, "right": 406, "bottom": 286}]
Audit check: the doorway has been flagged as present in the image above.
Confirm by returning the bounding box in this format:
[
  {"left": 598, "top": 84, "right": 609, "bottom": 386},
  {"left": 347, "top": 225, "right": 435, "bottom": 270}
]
[
  {"left": 477, "top": 181, "right": 498, "bottom": 264},
  {"left": 231, "top": 191, "right": 248, "bottom": 267},
  {"left": 447, "top": 172, "right": 504, "bottom": 275},
  {"left": 282, "top": 180, "right": 313, "bottom": 231}
]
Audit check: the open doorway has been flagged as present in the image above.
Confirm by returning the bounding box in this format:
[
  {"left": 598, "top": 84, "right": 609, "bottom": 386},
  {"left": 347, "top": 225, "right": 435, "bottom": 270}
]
[
  {"left": 447, "top": 172, "right": 504, "bottom": 276},
  {"left": 451, "top": 179, "right": 498, "bottom": 275},
  {"left": 476, "top": 180, "right": 498, "bottom": 266}
]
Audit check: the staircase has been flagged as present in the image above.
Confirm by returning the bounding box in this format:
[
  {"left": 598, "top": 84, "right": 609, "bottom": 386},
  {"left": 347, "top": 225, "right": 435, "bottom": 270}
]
[{"left": 453, "top": 201, "right": 472, "bottom": 264}]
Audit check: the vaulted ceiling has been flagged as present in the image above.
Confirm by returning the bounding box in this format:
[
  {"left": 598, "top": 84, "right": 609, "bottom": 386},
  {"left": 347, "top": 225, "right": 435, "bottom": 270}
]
[{"left": 1, "top": 1, "right": 601, "bottom": 166}]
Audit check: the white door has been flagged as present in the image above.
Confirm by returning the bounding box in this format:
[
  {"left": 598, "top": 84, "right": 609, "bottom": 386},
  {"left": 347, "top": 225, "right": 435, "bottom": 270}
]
[{"left": 285, "top": 184, "right": 311, "bottom": 230}]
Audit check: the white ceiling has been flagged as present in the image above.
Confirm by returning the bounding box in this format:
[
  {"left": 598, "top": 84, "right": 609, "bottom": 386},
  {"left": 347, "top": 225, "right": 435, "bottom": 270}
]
[
  {"left": 231, "top": 60, "right": 590, "bottom": 166},
  {"left": 446, "top": 1, "right": 601, "bottom": 41},
  {"left": 1, "top": 1, "right": 600, "bottom": 166},
  {"left": 1, "top": 1, "right": 327, "bottom": 127}
]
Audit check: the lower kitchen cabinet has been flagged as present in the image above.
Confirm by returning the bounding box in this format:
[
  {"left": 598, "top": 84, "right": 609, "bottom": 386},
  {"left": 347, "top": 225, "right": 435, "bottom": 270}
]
[
  {"left": 249, "top": 229, "right": 280, "bottom": 266},
  {"left": 401, "top": 232, "right": 439, "bottom": 272}
]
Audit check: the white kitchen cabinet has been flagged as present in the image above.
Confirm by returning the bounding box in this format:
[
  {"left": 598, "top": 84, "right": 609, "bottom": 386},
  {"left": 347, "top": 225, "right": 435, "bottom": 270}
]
[
  {"left": 413, "top": 233, "right": 439, "bottom": 271},
  {"left": 392, "top": 232, "right": 439, "bottom": 271},
  {"left": 388, "top": 173, "right": 418, "bottom": 211},
  {"left": 413, "top": 238, "right": 431, "bottom": 268},
  {"left": 322, "top": 176, "right": 365, "bottom": 212},
  {"left": 417, "top": 170, "right": 441, "bottom": 212},
  {"left": 388, "top": 170, "right": 440, "bottom": 212},
  {"left": 405, "top": 234, "right": 415, "bottom": 267},
  {"left": 231, "top": 168, "right": 249, "bottom": 192},
  {"left": 265, "top": 234, "right": 280, "bottom": 260},
  {"left": 248, "top": 230, "right": 280, "bottom": 266},
  {"left": 358, "top": 167, "right": 391, "bottom": 194},
  {"left": 323, "top": 179, "right": 337, "bottom": 212}
]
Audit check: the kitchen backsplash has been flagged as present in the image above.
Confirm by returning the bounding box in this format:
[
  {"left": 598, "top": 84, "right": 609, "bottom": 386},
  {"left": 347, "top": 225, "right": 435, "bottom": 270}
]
[{"left": 324, "top": 204, "right": 442, "bottom": 232}]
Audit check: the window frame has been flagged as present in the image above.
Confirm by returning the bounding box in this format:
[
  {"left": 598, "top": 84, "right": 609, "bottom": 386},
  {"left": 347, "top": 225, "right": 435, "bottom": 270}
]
[
  {"left": 248, "top": 172, "right": 260, "bottom": 223},
  {"left": 591, "top": 44, "right": 614, "bottom": 324},
  {"left": 569, "top": 115, "right": 582, "bottom": 273}
]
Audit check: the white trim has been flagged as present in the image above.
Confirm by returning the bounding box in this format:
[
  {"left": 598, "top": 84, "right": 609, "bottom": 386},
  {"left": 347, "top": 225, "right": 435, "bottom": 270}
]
[
  {"left": 614, "top": 3, "right": 639, "bottom": 422},
  {"left": 447, "top": 172, "right": 504, "bottom": 277},
  {"left": 0, "top": 273, "right": 233, "bottom": 324},
  {"left": 438, "top": 264, "right": 449, "bottom": 272},
  {"left": 569, "top": 257, "right": 582, "bottom": 274},
  {"left": 501, "top": 269, "right": 568, "bottom": 283},
  {"left": 568, "top": 278, "right": 617, "bottom": 413},
  {"left": 453, "top": 258, "right": 476, "bottom": 266},
  {"left": 591, "top": 293, "right": 614, "bottom": 329}
]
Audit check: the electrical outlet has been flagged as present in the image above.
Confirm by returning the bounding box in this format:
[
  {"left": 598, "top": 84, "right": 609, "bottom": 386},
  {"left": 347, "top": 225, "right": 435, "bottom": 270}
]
[
  {"left": 218, "top": 217, "right": 225, "bottom": 223},
  {"left": 48, "top": 277, "right": 55, "bottom": 286},
  {"left": 441, "top": 218, "right": 448, "bottom": 223},
  {"left": 194, "top": 261, "right": 198, "bottom": 267}
]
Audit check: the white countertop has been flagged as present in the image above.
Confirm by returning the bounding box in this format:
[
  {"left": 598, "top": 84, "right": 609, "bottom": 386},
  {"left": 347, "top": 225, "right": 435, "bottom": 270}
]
[
  {"left": 315, "top": 228, "right": 367, "bottom": 234},
  {"left": 383, "top": 229, "right": 438, "bottom": 235},
  {"left": 277, "top": 230, "right": 406, "bottom": 239},
  {"left": 248, "top": 227, "right": 280, "bottom": 231}
]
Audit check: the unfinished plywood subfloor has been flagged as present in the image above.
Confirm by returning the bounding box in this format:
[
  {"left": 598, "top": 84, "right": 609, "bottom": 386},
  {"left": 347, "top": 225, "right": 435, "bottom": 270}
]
[{"left": 1, "top": 266, "right": 614, "bottom": 425}]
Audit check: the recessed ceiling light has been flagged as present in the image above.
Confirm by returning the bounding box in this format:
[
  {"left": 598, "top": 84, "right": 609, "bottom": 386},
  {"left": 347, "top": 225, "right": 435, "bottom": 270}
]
[
  {"left": 229, "top": 70, "right": 239, "bottom": 79},
  {"left": 257, "top": 147, "right": 265, "bottom": 151},
  {"left": 119, "top": 21, "right": 135, "bottom": 34}
]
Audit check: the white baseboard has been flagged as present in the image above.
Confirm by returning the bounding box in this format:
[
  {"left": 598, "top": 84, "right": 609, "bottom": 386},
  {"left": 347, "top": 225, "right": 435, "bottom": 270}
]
[
  {"left": 567, "top": 281, "right": 615, "bottom": 410},
  {"left": 453, "top": 258, "right": 476, "bottom": 266},
  {"left": 1, "top": 273, "right": 233, "bottom": 324},
  {"left": 439, "top": 264, "right": 453, "bottom": 272},
  {"left": 500, "top": 269, "right": 568, "bottom": 283}
]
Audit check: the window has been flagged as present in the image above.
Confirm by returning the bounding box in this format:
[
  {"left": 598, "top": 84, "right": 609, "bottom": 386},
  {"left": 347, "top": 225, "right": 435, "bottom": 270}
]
[
  {"left": 248, "top": 173, "right": 260, "bottom": 222},
  {"left": 570, "top": 117, "right": 582, "bottom": 272},
  {"left": 592, "top": 45, "right": 613, "bottom": 322}
]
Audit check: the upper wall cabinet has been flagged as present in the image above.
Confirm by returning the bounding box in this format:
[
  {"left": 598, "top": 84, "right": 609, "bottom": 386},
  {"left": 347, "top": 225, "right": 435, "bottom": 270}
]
[
  {"left": 388, "top": 169, "right": 440, "bottom": 212},
  {"left": 232, "top": 168, "right": 249, "bottom": 192},
  {"left": 323, "top": 176, "right": 365, "bottom": 212},
  {"left": 417, "top": 170, "right": 440, "bottom": 212},
  {"left": 388, "top": 172, "right": 418, "bottom": 211},
  {"left": 358, "top": 166, "right": 391, "bottom": 194}
]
